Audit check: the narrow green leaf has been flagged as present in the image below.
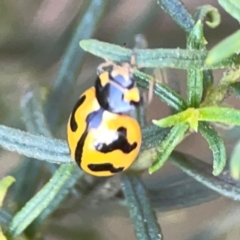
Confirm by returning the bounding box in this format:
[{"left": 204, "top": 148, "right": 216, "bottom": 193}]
[
  {"left": 157, "top": 0, "right": 194, "bottom": 33},
  {"left": 199, "top": 107, "right": 240, "bottom": 126},
  {"left": 190, "top": 7, "right": 216, "bottom": 102},
  {"left": 80, "top": 39, "right": 207, "bottom": 69},
  {"left": 81, "top": 39, "right": 240, "bottom": 70},
  {"left": 36, "top": 168, "right": 82, "bottom": 224},
  {"left": 45, "top": 0, "right": 108, "bottom": 129},
  {"left": 187, "top": 20, "right": 205, "bottom": 107},
  {"left": 206, "top": 30, "right": 240, "bottom": 65},
  {"left": 218, "top": 0, "right": 240, "bottom": 23},
  {"left": 193, "top": 5, "right": 221, "bottom": 28},
  {"left": 142, "top": 124, "right": 163, "bottom": 139},
  {"left": 198, "top": 122, "right": 226, "bottom": 175},
  {"left": 149, "top": 123, "right": 189, "bottom": 174},
  {"left": 214, "top": 53, "right": 240, "bottom": 69},
  {"left": 187, "top": 20, "right": 207, "bottom": 49},
  {"left": 142, "top": 128, "right": 171, "bottom": 151},
  {"left": 0, "top": 176, "right": 15, "bottom": 208},
  {"left": 201, "top": 67, "right": 240, "bottom": 106},
  {"left": 7, "top": 164, "right": 74, "bottom": 237},
  {"left": 158, "top": 107, "right": 240, "bottom": 127},
  {"left": 170, "top": 151, "right": 240, "bottom": 201},
  {"left": 121, "top": 174, "right": 162, "bottom": 240},
  {"left": 134, "top": 70, "right": 187, "bottom": 111},
  {"left": 0, "top": 125, "right": 71, "bottom": 164},
  {"left": 28, "top": 168, "right": 84, "bottom": 237},
  {"left": 230, "top": 139, "right": 240, "bottom": 179},
  {"left": 153, "top": 108, "right": 199, "bottom": 131}
]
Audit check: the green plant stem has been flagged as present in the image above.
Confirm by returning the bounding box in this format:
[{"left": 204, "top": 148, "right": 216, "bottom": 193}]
[
  {"left": 201, "top": 67, "right": 240, "bottom": 106},
  {"left": 121, "top": 174, "right": 162, "bottom": 240},
  {"left": 186, "top": 20, "right": 205, "bottom": 107}
]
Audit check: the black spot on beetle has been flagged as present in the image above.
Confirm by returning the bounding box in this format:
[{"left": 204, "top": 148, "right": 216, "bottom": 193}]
[
  {"left": 74, "top": 109, "right": 137, "bottom": 172},
  {"left": 74, "top": 108, "right": 104, "bottom": 165},
  {"left": 95, "top": 127, "right": 137, "bottom": 154},
  {"left": 88, "top": 163, "right": 124, "bottom": 173},
  {"left": 70, "top": 95, "right": 86, "bottom": 132},
  {"left": 75, "top": 130, "right": 88, "bottom": 166}
]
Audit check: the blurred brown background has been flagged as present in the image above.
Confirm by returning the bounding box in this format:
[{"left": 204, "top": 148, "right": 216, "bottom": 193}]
[{"left": 0, "top": 0, "right": 240, "bottom": 239}]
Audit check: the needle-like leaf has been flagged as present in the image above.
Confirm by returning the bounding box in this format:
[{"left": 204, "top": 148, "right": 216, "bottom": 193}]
[
  {"left": 7, "top": 164, "right": 74, "bottom": 237},
  {"left": 121, "top": 174, "right": 162, "bottom": 240},
  {"left": 206, "top": 30, "right": 240, "bottom": 65},
  {"left": 149, "top": 123, "right": 189, "bottom": 174},
  {"left": 186, "top": 20, "right": 205, "bottom": 107},
  {"left": 0, "top": 125, "right": 71, "bottom": 164},
  {"left": 199, "top": 107, "right": 240, "bottom": 125},
  {"left": 157, "top": 0, "right": 194, "bottom": 33},
  {"left": 198, "top": 122, "right": 226, "bottom": 175},
  {"left": 80, "top": 39, "right": 240, "bottom": 69}
]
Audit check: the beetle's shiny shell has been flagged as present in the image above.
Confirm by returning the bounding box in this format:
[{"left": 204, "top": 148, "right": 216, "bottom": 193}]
[{"left": 67, "top": 87, "right": 142, "bottom": 177}]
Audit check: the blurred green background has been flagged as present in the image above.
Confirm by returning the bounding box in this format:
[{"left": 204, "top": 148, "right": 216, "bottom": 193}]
[{"left": 0, "top": 0, "right": 240, "bottom": 239}]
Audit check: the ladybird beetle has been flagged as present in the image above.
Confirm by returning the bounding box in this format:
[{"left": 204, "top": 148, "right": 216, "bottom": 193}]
[{"left": 67, "top": 57, "right": 142, "bottom": 177}]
